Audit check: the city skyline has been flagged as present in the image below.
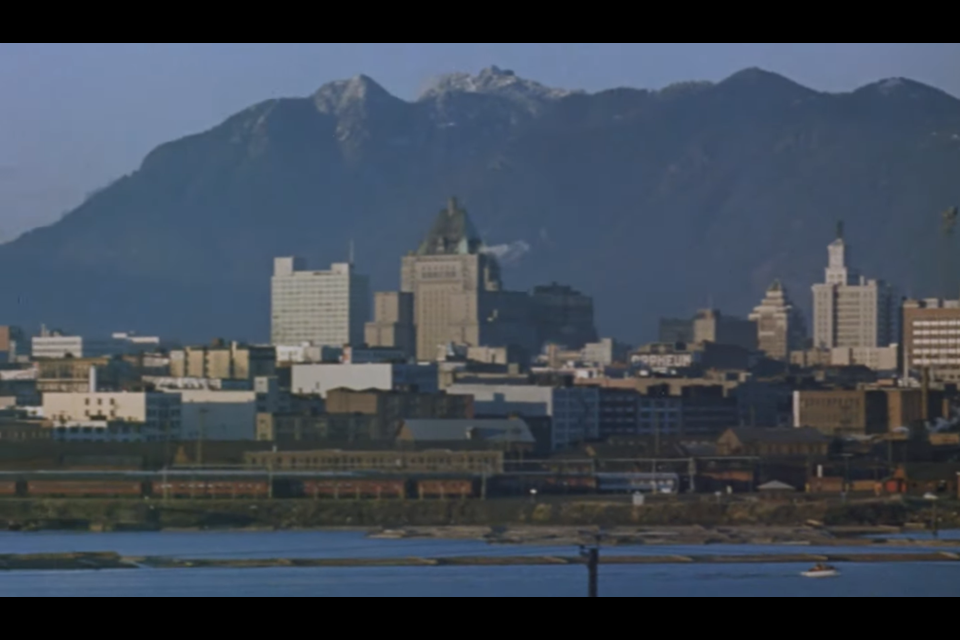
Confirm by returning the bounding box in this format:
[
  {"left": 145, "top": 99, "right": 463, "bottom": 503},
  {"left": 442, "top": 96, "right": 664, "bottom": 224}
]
[{"left": 3, "top": 42, "right": 960, "bottom": 600}]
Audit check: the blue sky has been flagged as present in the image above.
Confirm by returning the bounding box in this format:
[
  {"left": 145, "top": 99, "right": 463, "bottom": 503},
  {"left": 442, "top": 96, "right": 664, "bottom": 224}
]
[{"left": 0, "top": 43, "right": 957, "bottom": 241}]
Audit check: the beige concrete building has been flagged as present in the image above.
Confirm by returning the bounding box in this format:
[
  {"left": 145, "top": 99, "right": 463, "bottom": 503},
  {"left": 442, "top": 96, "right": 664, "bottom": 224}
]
[
  {"left": 0, "top": 326, "right": 24, "bottom": 359},
  {"left": 170, "top": 341, "right": 276, "bottom": 381},
  {"left": 749, "top": 281, "right": 807, "bottom": 360},
  {"left": 43, "top": 392, "right": 182, "bottom": 437},
  {"left": 692, "top": 309, "right": 758, "bottom": 350},
  {"left": 401, "top": 198, "right": 536, "bottom": 361},
  {"left": 364, "top": 291, "right": 415, "bottom": 358},
  {"left": 902, "top": 298, "right": 960, "bottom": 382},
  {"left": 322, "top": 387, "right": 474, "bottom": 440},
  {"left": 792, "top": 389, "right": 888, "bottom": 437},
  {"left": 271, "top": 258, "right": 370, "bottom": 348},
  {"left": 830, "top": 346, "right": 899, "bottom": 372},
  {"left": 885, "top": 388, "right": 947, "bottom": 429},
  {"left": 790, "top": 349, "right": 833, "bottom": 368},
  {"left": 36, "top": 357, "right": 138, "bottom": 393},
  {"left": 794, "top": 387, "right": 948, "bottom": 436},
  {"left": 812, "top": 229, "right": 898, "bottom": 350},
  {"left": 790, "top": 346, "right": 900, "bottom": 372}
]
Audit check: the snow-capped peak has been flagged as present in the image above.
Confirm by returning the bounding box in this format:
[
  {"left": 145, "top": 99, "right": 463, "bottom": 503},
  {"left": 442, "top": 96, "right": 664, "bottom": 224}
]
[
  {"left": 313, "top": 75, "right": 396, "bottom": 114},
  {"left": 418, "top": 66, "right": 579, "bottom": 103},
  {"left": 876, "top": 77, "right": 906, "bottom": 95}
]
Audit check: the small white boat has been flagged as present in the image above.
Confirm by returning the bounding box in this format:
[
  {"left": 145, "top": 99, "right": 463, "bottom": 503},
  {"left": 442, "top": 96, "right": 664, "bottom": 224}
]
[{"left": 802, "top": 564, "right": 840, "bottom": 579}]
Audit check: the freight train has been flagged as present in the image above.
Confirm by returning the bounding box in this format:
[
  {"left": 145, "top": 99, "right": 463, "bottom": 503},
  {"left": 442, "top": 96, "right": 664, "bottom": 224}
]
[
  {"left": 0, "top": 471, "right": 679, "bottom": 500},
  {"left": 0, "top": 476, "right": 481, "bottom": 500}
]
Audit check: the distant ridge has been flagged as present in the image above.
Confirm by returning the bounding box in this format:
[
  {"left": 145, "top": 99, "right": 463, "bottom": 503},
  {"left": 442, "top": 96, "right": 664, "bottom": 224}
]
[{"left": 2, "top": 67, "right": 959, "bottom": 342}]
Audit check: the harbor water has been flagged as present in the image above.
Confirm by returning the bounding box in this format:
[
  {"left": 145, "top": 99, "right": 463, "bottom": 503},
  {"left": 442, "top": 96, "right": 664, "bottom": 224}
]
[{"left": 1, "top": 531, "right": 958, "bottom": 597}]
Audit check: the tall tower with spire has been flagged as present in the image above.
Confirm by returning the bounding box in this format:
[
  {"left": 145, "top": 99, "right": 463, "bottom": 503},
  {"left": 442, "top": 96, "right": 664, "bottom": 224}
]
[
  {"left": 812, "top": 223, "right": 898, "bottom": 350},
  {"left": 825, "top": 221, "right": 858, "bottom": 285}
]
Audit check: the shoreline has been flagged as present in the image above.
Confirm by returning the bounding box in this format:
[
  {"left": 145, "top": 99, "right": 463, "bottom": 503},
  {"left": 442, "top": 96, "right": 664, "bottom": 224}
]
[
  {"left": 3, "top": 523, "right": 958, "bottom": 550},
  {"left": 364, "top": 524, "right": 960, "bottom": 548},
  {"left": 1, "top": 549, "right": 958, "bottom": 572},
  {"left": 0, "top": 496, "right": 955, "bottom": 538}
]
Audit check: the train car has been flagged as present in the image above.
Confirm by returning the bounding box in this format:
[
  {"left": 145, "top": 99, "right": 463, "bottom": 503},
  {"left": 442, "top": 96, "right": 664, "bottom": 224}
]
[
  {"left": 151, "top": 481, "right": 269, "bottom": 499},
  {"left": 535, "top": 474, "right": 597, "bottom": 493},
  {"left": 489, "top": 473, "right": 598, "bottom": 497},
  {"left": 0, "top": 482, "right": 18, "bottom": 497},
  {"left": 415, "top": 479, "right": 476, "bottom": 499},
  {"left": 26, "top": 481, "right": 143, "bottom": 498},
  {"left": 300, "top": 479, "right": 405, "bottom": 500},
  {"left": 596, "top": 472, "right": 679, "bottom": 495}
]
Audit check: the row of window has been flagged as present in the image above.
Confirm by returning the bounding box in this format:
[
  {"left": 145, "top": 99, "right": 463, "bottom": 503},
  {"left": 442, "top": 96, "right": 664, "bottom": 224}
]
[{"left": 911, "top": 331, "right": 960, "bottom": 337}]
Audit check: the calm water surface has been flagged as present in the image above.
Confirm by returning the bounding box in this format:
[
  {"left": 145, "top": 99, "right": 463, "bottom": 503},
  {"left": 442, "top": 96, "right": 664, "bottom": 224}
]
[{"left": 0, "top": 531, "right": 957, "bottom": 597}]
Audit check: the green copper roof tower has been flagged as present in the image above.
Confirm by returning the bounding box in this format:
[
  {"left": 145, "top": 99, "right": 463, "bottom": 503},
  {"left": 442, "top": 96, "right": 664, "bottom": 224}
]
[{"left": 416, "top": 197, "right": 484, "bottom": 256}]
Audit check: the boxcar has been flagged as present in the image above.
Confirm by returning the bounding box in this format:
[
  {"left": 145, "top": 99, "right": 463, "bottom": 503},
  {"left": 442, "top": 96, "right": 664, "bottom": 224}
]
[
  {"left": 416, "top": 479, "right": 476, "bottom": 499},
  {"left": 152, "top": 481, "right": 269, "bottom": 499},
  {"left": 0, "top": 482, "right": 18, "bottom": 497},
  {"left": 300, "top": 479, "right": 405, "bottom": 500},
  {"left": 26, "top": 481, "right": 143, "bottom": 498},
  {"left": 536, "top": 475, "right": 597, "bottom": 493}
]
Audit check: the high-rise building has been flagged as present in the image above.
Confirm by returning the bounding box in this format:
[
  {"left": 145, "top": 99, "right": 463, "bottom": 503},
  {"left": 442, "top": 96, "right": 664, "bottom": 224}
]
[
  {"left": 271, "top": 257, "right": 370, "bottom": 348},
  {"left": 811, "top": 226, "right": 899, "bottom": 349},
  {"left": 692, "top": 309, "right": 758, "bottom": 351},
  {"left": 749, "top": 281, "right": 807, "bottom": 360},
  {"left": 0, "top": 326, "right": 24, "bottom": 361},
  {"left": 530, "top": 283, "right": 598, "bottom": 349},
  {"left": 364, "top": 292, "right": 416, "bottom": 358},
  {"left": 902, "top": 298, "right": 960, "bottom": 382},
  {"left": 658, "top": 318, "right": 695, "bottom": 344},
  {"left": 401, "top": 198, "right": 537, "bottom": 361}
]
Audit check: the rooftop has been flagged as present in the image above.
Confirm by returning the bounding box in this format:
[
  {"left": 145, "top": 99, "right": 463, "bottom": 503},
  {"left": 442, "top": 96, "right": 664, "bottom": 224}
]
[
  {"left": 402, "top": 419, "right": 535, "bottom": 444},
  {"left": 725, "top": 427, "right": 832, "bottom": 445}
]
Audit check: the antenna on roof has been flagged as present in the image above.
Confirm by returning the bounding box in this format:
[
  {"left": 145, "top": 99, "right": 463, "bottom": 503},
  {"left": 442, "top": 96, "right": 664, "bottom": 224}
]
[{"left": 348, "top": 239, "right": 355, "bottom": 265}]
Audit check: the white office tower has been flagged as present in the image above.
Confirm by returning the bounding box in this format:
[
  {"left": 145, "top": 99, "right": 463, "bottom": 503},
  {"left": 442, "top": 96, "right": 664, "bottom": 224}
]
[
  {"left": 811, "top": 225, "right": 898, "bottom": 349},
  {"left": 271, "top": 257, "right": 370, "bottom": 348}
]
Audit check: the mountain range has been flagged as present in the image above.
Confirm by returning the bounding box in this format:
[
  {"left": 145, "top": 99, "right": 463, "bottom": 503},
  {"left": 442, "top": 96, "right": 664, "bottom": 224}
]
[{"left": 2, "top": 66, "right": 960, "bottom": 344}]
